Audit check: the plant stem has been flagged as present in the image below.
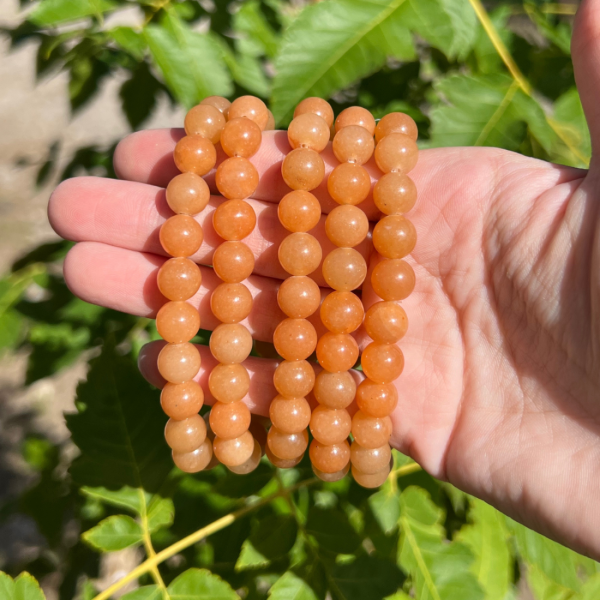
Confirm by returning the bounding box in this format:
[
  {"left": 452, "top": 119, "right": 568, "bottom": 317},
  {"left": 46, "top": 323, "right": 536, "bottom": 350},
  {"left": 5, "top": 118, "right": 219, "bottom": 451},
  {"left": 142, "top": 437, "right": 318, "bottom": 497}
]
[{"left": 138, "top": 490, "right": 168, "bottom": 598}]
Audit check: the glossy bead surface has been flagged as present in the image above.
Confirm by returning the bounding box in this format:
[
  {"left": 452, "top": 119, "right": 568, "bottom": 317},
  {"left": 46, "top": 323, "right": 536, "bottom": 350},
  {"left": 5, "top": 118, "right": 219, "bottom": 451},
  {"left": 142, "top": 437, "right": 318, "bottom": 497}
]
[
  {"left": 310, "top": 405, "right": 351, "bottom": 445},
  {"left": 184, "top": 104, "right": 226, "bottom": 144},
  {"left": 277, "top": 276, "right": 321, "bottom": 319},
  {"left": 273, "top": 318, "right": 317, "bottom": 361},
  {"left": 351, "top": 411, "right": 392, "bottom": 449},
  {"left": 213, "top": 241, "right": 255, "bottom": 283},
  {"left": 325, "top": 205, "right": 369, "bottom": 248},
  {"left": 374, "top": 133, "right": 418, "bottom": 174},
  {"left": 278, "top": 232, "right": 322, "bottom": 276},
  {"left": 282, "top": 148, "right": 325, "bottom": 191},
  {"left": 210, "top": 283, "right": 253, "bottom": 323},
  {"left": 350, "top": 441, "right": 391, "bottom": 474},
  {"left": 228, "top": 96, "right": 269, "bottom": 130},
  {"left": 327, "top": 163, "right": 371, "bottom": 206},
  {"left": 278, "top": 190, "right": 321, "bottom": 233},
  {"left": 161, "top": 380, "right": 204, "bottom": 420},
  {"left": 371, "top": 259, "right": 415, "bottom": 300},
  {"left": 293, "top": 97, "right": 334, "bottom": 128},
  {"left": 361, "top": 343, "right": 404, "bottom": 384},
  {"left": 333, "top": 125, "right": 375, "bottom": 165},
  {"left": 213, "top": 199, "right": 256, "bottom": 241},
  {"left": 373, "top": 215, "right": 416, "bottom": 259},
  {"left": 355, "top": 379, "right": 398, "bottom": 418},
  {"left": 215, "top": 157, "right": 259, "bottom": 200},
  {"left": 228, "top": 439, "right": 262, "bottom": 474},
  {"left": 320, "top": 291, "right": 364, "bottom": 334},
  {"left": 352, "top": 464, "right": 391, "bottom": 488},
  {"left": 313, "top": 370, "right": 356, "bottom": 409},
  {"left": 322, "top": 248, "right": 367, "bottom": 291},
  {"left": 364, "top": 301, "right": 408, "bottom": 344},
  {"left": 172, "top": 439, "right": 213, "bottom": 473},
  {"left": 375, "top": 112, "right": 418, "bottom": 142},
  {"left": 267, "top": 427, "right": 309, "bottom": 460},
  {"left": 160, "top": 215, "right": 203, "bottom": 258},
  {"left": 288, "top": 113, "right": 330, "bottom": 152},
  {"left": 166, "top": 172, "right": 210, "bottom": 216},
  {"left": 313, "top": 463, "right": 350, "bottom": 482},
  {"left": 316, "top": 332, "right": 359, "bottom": 372},
  {"left": 309, "top": 439, "right": 350, "bottom": 474},
  {"left": 165, "top": 414, "right": 206, "bottom": 453},
  {"left": 174, "top": 135, "right": 217, "bottom": 176},
  {"left": 157, "top": 343, "right": 201, "bottom": 383},
  {"left": 266, "top": 444, "right": 304, "bottom": 469},
  {"left": 208, "top": 363, "right": 250, "bottom": 403},
  {"left": 270, "top": 395, "right": 311, "bottom": 434},
  {"left": 210, "top": 400, "right": 251, "bottom": 440},
  {"left": 200, "top": 95, "right": 231, "bottom": 117},
  {"left": 156, "top": 301, "right": 200, "bottom": 344},
  {"left": 373, "top": 173, "right": 417, "bottom": 215},
  {"left": 335, "top": 106, "right": 376, "bottom": 135},
  {"left": 273, "top": 360, "right": 315, "bottom": 398},
  {"left": 220, "top": 117, "right": 262, "bottom": 158},
  {"left": 265, "top": 110, "right": 276, "bottom": 131},
  {"left": 213, "top": 430, "right": 255, "bottom": 466},
  {"left": 209, "top": 323, "right": 253, "bottom": 364},
  {"left": 157, "top": 258, "right": 202, "bottom": 301}
]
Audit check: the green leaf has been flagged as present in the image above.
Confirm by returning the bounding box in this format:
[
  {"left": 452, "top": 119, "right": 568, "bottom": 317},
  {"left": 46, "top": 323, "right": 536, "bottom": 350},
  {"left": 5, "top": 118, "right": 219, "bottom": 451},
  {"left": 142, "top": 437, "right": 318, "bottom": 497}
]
[
  {"left": 29, "top": 0, "right": 117, "bottom": 26},
  {"left": 580, "top": 574, "right": 600, "bottom": 600},
  {"left": 398, "top": 487, "right": 484, "bottom": 600},
  {"left": 305, "top": 508, "right": 361, "bottom": 555},
  {"left": 369, "top": 479, "right": 401, "bottom": 535},
  {"left": 271, "top": 0, "right": 414, "bottom": 123},
  {"left": 120, "top": 62, "right": 163, "bottom": 129},
  {"left": 473, "top": 6, "right": 512, "bottom": 74},
  {"left": 121, "top": 586, "right": 163, "bottom": 600},
  {"left": 167, "top": 568, "right": 239, "bottom": 600},
  {"left": 65, "top": 340, "right": 172, "bottom": 492},
  {"left": 0, "top": 571, "right": 46, "bottom": 600},
  {"left": 456, "top": 499, "right": 512, "bottom": 600},
  {"left": 145, "top": 12, "right": 232, "bottom": 109},
  {"left": 109, "top": 26, "right": 147, "bottom": 60},
  {"left": 550, "top": 88, "right": 591, "bottom": 168},
  {"left": 81, "top": 486, "right": 147, "bottom": 514},
  {"left": 268, "top": 571, "right": 320, "bottom": 600},
  {"left": 82, "top": 515, "right": 143, "bottom": 552},
  {"left": 526, "top": 565, "right": 574, "bottom": 600},
  {"left": 233, "top": 1, "right": 279, "bottom": 59},
  {"left": 0, "top": 309, "right": 23, "bottom": 350},
  {"left": 147, "top": 497, "right": 175, "bottom": 532}
]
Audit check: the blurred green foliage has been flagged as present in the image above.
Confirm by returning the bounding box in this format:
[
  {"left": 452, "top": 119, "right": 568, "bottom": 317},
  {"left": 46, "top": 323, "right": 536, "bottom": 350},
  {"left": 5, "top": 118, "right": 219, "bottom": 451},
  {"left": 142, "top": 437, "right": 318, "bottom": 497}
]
[{"left": 0, "top": 0, "right": 595, "bottom": 599}]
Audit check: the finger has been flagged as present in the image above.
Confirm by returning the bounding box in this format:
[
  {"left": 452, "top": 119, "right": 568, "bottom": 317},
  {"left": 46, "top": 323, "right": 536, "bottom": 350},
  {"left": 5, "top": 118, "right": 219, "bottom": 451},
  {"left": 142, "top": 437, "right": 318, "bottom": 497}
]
[
  {"left": 64, "top": 241, "right": 330, "bottom": 342},
  {"left": 113, "top": 129, "right": 383, "bottom": 219},
  {"left": 49, "top": 176, "right": 372, "bottom": 286}
]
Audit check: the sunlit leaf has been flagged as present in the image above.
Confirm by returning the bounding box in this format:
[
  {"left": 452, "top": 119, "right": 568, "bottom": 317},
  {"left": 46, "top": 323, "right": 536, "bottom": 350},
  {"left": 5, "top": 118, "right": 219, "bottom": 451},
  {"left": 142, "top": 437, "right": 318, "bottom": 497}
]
[
  {"left": 233, "top": 0, "right": 279, "bottom": 59},
  {"left": 0, "top": 309, "right": 23, "bottom": 350},
  {"left": 368, "top": 479, "right": 401, "bottom": 535},
  {"left": 120, "top": 585, "right": 163, "bottom": 600},
  {"left": 147, "top": 497, "right": 175, "bottom": 532},
  {"left": 268, "top": 571, "right": 320, "bottom": 600},
  {"left": 110, "top": 26, "right": 146, "bottom": 60},
  {"left": 82, "top": 515, "right": 143, "bottom": 552},
  {"left": 29, "top": 0, "right": 117, "bottom": 26},
  {"left": 0, "top": 571, "right": 46, "bottom": 600},
  {"left": 167, "top": 568, "right": 239, "bottom": 600}
]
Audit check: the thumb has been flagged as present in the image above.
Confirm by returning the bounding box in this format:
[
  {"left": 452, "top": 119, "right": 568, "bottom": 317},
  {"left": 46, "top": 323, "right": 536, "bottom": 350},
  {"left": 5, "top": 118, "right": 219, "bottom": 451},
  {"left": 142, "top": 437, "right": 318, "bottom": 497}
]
[{"left": 572, "top": 0, "right": 600, "bottom": 157}]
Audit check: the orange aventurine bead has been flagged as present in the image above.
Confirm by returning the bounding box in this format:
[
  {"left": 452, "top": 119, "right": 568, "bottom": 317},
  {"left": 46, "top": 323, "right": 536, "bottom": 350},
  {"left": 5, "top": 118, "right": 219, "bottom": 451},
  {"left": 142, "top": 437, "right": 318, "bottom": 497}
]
[
  {"left": 157, "top": 258, "right": 202, "bottom": 302},
  {"left": 267, "top": 427, "right": 309, "bottom": 460},
  {"left": 277, "top": 276, "right": 321, "bottom": 319},
  {"left": 166, "top": 172, "right": 210, "bottom": 216},
  {"left": 373, "top": 215, "right": 416, "bottom": 259},
  {"left": 213, "top": 430, "right": 255, "bottom": 466},
  {"left": 355, "top": 379, "right": 398, "bottom": 418},
  {"left": 332, "top": 125, "right": 375, "bottom": 165},
  {"left": 157, "top": 343, "right": 201, "bottom": 384},
  {"left": 316, "top": 332, "right": 359, "bottom": 372},
  {"left": 165, "top": 414, "right": 207, "bottom": 453},
  {"left": 352, "top": 464, "right": 391, "bottom": 488},
  {"left": 215, "top": 157, "right": 259, "bottom": 200},
  {"left": 282, "top": 148, "right": 325, "bottom": 191},
  {"left": 327, "top": 163, "right": 371, "bottom": 206},
  {"left": 160, "top": 215, "right": 203, "bottom": 258},
  {"left": 278, "top": 232, "right": 322, "bottom": 276},
  {"left": 361, "top": 342, "right": 404, "bottom": 384},
  {"left": 320, "top": 291, "right": 364, "bottom": 334},
  {"left": 322, "top": 247, "right": 367, "bottom": 291},
  {"left": 209, "top": 323, "right": 253, "bottom": 364},
  {"left": 220, "top": 117, "right": 262, "bottom": 158},
  {"left": 161, "top": 380, "right": 204, "bottom": 420},
  {"left": 209, "top": 400, "right": 251, "bottom": 440},
  {"left": 335, "top": 106, "right": 376, "bottom": 135},
  {"left": 371, "top": 259, "right": 415, "bottom": 301},
  {"left": 278, "top": 190, "right": 321, "bottom": 233},
  {"left": 213, "top": 199, "right": 256, "bottom": 241},
  {"left": 325, "top": 205, "right": 369, "bottom": 248},
  {"left": 313, "top": 463, "right": 350, "bottom": 482},
  {"left": 310, "top": 405, "right": 352, "bottom": 445},
  {"left": 351, "top": 441, "right": 391, "bottom": 474},
  {"left": 351, "top": 411, "right": 392, "bottom": 449},
  {"left": 265, "top": 444, "right": 304, "bottom": 469},
  {"left": 309, "top": 439, "right": 351, "bottom": 474},
  {"left": 200, "top": 95, "right": 231, "bottom": 117},
  {"left": 273, "top": 318, "right": 317, "bottom": 361},
  {"left": 273, "top": 360, "right": 315, "bottom": 398},
  {"left": 174, "top": 135, "right": 217, "bottom": 176},
  {"left": 374, "top": 133, "right": 418, "bottom": 174},
  {"left": 228, "top": 438, "right": 262, "bottom": 474},
  {"left": 364, "top": 301, "right": 408, "bottom": 344},
  {"left": 210, "top": 283, "right": 253, "bottom": 323},
  {"left": 288, "top": 113, "right": 330, "bottom": 152},
  {"left": 184, "top": 104, "right": 226, "bottom": 144},
  {"left": 156, "top": 301, "right": 200, "bottom": 344},
  {"left": 313, "top": 370, "right": 356, "bottom": 409},
  {"left": 375, "top": 112, "right": 418, "bottom": 143},
  {"left": 172, "top": 439, "right": 213, "bottom": 473},
  {"left": 228, "top": 96, "right": 270, "bottom": 130},
  {"left": 294, "top": 97, "right": 334, "bottom": 128},
  {"left": 208, "top": 363, "right": 250, "bottom": 403},
  {"left": 269, "top": 395, "right": 312, "bottom": 434},
  {"left": 212, "top": 241, "right": 255, "bottom": 283},
  {"left": 373, "top": 173, "right": 417, "bottom": 215}
]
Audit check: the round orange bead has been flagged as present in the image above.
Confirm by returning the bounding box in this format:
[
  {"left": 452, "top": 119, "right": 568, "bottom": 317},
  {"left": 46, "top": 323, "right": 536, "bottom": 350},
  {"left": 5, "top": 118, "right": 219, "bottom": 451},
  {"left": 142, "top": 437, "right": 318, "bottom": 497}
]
[
  {"left": 361, "top": 342, "right": 404, "bottom": 384},
  {"left": 325, "top": 205, "right": 369, "bottom": 248},
  {"left": 215, "top": 157, "right": 259, "bottom": 200},
  {"left": 157, "top": 343, "right": 201, "bottom": 384},
  {"left": 277, "top": 276, "right": 321, "bottom": 319},
  {"left": 332, "top": 125, "right": 375, "bottom": 165},
  {"left": 174, "top": 135, "right": 217, "bottom": 176},
  {"left": 209, "top": 323, "right": 253, "bottom": 364},
  {"left": 200, "top": 95, "right": 231, "bottom": 117},
  {"left": 156, "top": 301, "right": 200, "bottom": 344},
  {"left": 267, "top": 427, "right": 309, "bottom": 460},
  {"left": 157, "top": 258, "right": 202, "bottom": 302},
  {"left": 278, "top": 190, "right": 321, "bottom": 233},
  {"left": 208, "top": 363, "right": 250, "bottom": 403},
  {"left": 322, "top": 247, "right": 367, "bottom": 291},
  {"left": 288, "top": 113, "right": 330, "bottom": 152},
  {"left": 373, "top": 173, "right": 417, "bottom": 215},
  {"left": 316, "top": 332, "right": 359, "bottom": 372},
  {"left": 282, "top": 148, "right": 325, "bottom": 191},
  {"left": 265, "top": 110, "right": 276, "bottom": 131},
  {"left": 210, "top": 282, "right": 253, "bottom": 323},
  {"left": 371, "top": 259, "right": 415, "bottom": 300},
  {"left": 269, "top": 395, "right": 312, "bottom": 434},
  {"left": 352, "top": 463, "right": 391, "bottom": 488},
  {"left": 355, "top": 379, "right": 398, "bottom": 418},
  {"left": 364, "top": 301, "right": 408, "bottom": 344},
  {"left": 273, "top": 360, "right": 315, "bottom": 398},
  {"left": 278, "top": 232, "right": 322, "bottom": 276},
  {"left": 172, "top": 439, "right": 213, "bottom": 473},
  {"left": 266, "top": 444, "right": 304, "bottom": 469},
  {"left": 313, "top": 463, "right": 350, "bottom": 482},
  {"left": 213, "top": 241, "right": 255, "bottom": 283},
  {"left": 161, "top": 380, "right": 204, "bottom": 420},
  {"left": 374, "top": 133, "right": 418, "bottom": 174},
  {"left": 310, "top": 405, "right": 351, "bottom": 445},
  {"left": 166, "top": 172, "right": 210, "bottom": 216},
  {"left": 375, "top": 112, "right": 418, "bottom": 143},
  {"left": 214, "top": 430, "right": 255, "bottom": 466},
  {"left": 320, "top": 291, "right": 364, "bottom": 334},
  {"left": 335, "top": 106, "right": 376, "bottom": 135},
  {"left": 184, "top": 104, "right": 226, "bottom": 144},
  {"left": 220, "top": 117, "right": 262, "bottom": 158},
  {"left": 313, "top": 370, "right": 356, "bottom": 409},
  {"left": 273, "top": 318, "right": 317, "bottom": 361},
  {"left": 228, "top": 438, "right": 262, "bottom": 474},
  {"left": 327, "top": 163, "right": 371, "bottom": 206},
  {"left": 373, "top": 215, "right": 416, "bottom": 259},
  {"left": 228, "top": 96, "right": 269, "bottom": 130},
  {"left": 160, "top": 215, "right": 203, "bottom": 258},
  {"left": 351, "top": 411, "right": 392, "bottom": 449},
  {"left": 309, "top": 439, "right": 350, "bottom": 474},
  {"left": 350, "top": 441, "right": 391, "bottom": 474},
  {"left": 165, "top": 414, "right": 206, "bottom": 453},
  {"left": 294, "top": 97, "right": 334, "bottom": 128},
  {"left": 213, "top": 199, "right": 256, "bottom": 241},
  {"left": 210, "top": 400, "right": 251, "bottom": 440}
]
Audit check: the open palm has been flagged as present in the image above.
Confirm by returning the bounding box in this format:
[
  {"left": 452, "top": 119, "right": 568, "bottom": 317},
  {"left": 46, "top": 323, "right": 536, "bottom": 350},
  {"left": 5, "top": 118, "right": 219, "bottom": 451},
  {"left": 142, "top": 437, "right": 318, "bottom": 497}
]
[{"left": 48, "top": 0, "right": 600, "bottom": 560}]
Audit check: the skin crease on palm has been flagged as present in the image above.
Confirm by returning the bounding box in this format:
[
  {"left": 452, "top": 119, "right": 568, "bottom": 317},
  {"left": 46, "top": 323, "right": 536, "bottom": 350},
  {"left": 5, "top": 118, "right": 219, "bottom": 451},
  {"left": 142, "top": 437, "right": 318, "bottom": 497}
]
[{"left": 47, "top": 0, "right": 600, "bottom": 559}]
